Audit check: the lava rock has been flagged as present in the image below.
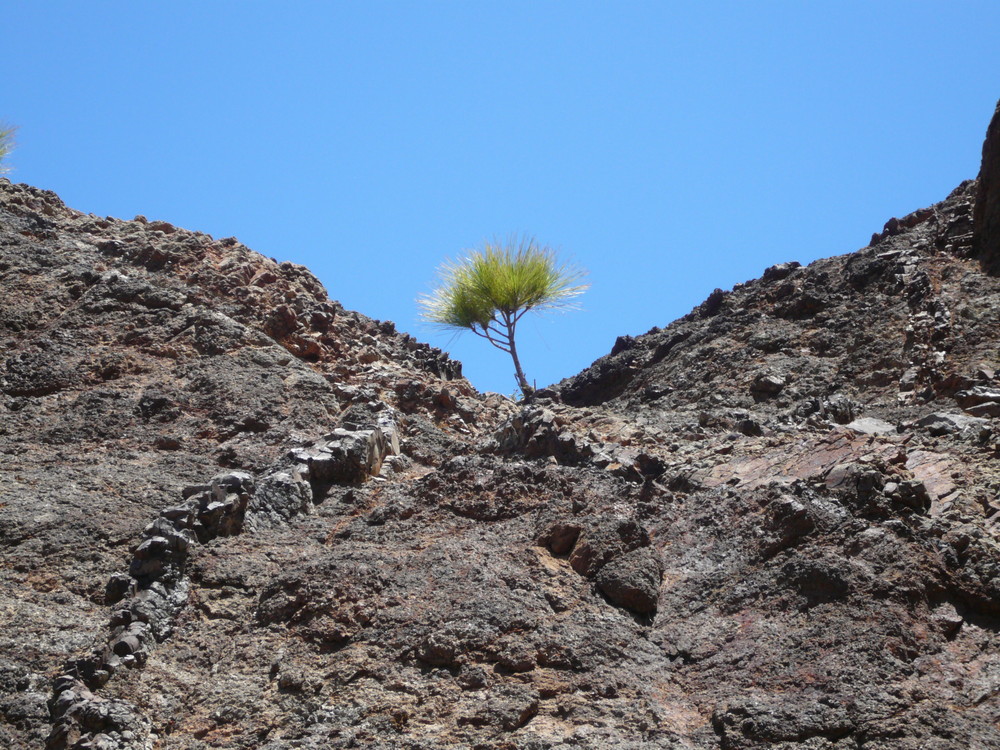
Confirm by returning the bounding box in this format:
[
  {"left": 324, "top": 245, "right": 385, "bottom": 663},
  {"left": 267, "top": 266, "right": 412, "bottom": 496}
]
[{"left": 594, "top": 546, "right": 663, "bottom": 615}]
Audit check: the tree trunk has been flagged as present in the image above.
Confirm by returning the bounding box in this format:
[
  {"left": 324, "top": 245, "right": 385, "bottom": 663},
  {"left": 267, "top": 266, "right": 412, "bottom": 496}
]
[
  {"left": 508, "top": 336, "right": 532, "bottom": 395},
  {"left": 502, "top": 310, "right": 532, "bottom": 396}
]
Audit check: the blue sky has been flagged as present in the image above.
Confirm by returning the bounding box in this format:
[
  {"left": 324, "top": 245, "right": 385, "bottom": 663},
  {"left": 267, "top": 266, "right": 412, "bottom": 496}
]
[{"left": 5, "top": 2, "right": 1000, "bottom": 395}]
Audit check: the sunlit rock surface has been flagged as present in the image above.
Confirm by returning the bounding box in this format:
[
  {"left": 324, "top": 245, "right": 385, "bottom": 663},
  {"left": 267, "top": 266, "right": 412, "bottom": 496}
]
[{"left": 3, "top": 101, "right": 1000, "bottom": 749}]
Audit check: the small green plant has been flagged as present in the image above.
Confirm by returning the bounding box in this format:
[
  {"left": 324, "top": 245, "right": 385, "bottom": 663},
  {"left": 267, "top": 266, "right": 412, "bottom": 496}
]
[
  {"left": 0, "top": 124, "right": 16, "bottom": 173},
  {"left": 419, "top": 236, "right": 588, "bottom": 396}
]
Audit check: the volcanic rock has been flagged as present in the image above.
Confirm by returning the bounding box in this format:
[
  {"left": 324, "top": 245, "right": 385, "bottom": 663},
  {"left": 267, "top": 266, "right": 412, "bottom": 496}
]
[
  {"left": 4, "top": 103, "right": 1000, "bottom": 749},
  {"left": 975, "top": 98, "right": 1000, "bottom": 273}
]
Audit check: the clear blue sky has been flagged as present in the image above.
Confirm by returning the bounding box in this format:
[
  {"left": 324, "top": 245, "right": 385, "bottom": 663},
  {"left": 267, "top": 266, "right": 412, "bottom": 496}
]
[{"left": 5, "top": 2, "right": 1000, "bottom": 395}]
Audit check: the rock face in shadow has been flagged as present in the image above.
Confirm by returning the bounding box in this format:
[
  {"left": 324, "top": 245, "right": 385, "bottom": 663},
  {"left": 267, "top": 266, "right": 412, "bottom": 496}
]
[
  {"left": 4, "top": 104, "right": 1000, "bottom": 750},
  {"left": 975, "top": 99, "right": 1000, "bottom": 274}
]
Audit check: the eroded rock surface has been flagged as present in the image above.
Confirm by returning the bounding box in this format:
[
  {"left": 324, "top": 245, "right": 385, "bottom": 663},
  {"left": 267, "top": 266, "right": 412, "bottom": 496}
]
[{"left": 3, "top": 103, "right": 1000, "bottom": 749}]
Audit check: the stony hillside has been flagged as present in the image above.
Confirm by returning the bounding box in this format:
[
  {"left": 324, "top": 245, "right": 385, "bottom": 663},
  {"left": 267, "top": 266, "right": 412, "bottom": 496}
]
[{"left": 1, "top": 101, "right": 999, "bottom": 749}]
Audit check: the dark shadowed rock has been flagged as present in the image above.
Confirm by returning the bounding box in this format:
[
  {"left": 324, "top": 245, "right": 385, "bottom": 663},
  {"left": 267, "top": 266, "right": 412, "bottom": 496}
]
[
  {"left": 594, "top": 546, "right": 663, "bottom": 615},
  {"left": 975, "top": 99, "right": 1000, "bottom": 274}
]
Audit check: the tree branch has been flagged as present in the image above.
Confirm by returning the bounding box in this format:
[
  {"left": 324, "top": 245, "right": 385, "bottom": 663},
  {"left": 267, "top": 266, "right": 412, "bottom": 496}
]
[{"left": 470, "top": 325, "right": 511, "bottom": 353}]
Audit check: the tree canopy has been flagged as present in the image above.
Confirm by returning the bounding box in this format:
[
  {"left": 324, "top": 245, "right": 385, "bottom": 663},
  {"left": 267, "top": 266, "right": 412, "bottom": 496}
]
[{"left": 419, "top": 236, "right": 588, "bottom": 395}]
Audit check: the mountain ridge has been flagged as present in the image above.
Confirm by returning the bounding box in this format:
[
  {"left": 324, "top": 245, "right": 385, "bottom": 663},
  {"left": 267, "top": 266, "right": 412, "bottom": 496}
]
[{"left": 1, "top": 100, "right": 999, "bottom": 749}]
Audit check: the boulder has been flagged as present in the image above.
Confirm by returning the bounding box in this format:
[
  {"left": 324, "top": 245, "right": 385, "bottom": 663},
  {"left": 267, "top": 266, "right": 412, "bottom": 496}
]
[
  {"left": 594, "top": 546, "right": 663, "bottom": 615},
  {"left": 916, "top": 411, "right": 988, "bottom": 437}
]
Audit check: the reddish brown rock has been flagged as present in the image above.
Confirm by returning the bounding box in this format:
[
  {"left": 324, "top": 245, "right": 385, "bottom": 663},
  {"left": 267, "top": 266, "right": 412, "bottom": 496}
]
[{"left": 5, "top": 102, "right": 1000, "bottom": 750}]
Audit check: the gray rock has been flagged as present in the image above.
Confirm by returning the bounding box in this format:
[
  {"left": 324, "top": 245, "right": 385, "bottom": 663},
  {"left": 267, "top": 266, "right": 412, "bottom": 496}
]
[
  {"left": 846, "top": 417, "right": 896, "bottom": 435},
  {"left": 916, "top": 411, "right": 988, "bottom": 436},
  {"left": 246, "top": 471, "right": 313, "bottom": 530},
  {"left": 965, "top": 402, "right": 1000, "bottom": 418},
  {"left": 763, "top": 261, "right": 801, "bottom": 281},
  {"left": 104, "top": 574, "right": 133, "bottom": 605},
  {"left": 750, "top": 372, "right": 786, "bottom": 396},
  {"left": 955, "top": 385, "right": 1000, "bottom": 408}
]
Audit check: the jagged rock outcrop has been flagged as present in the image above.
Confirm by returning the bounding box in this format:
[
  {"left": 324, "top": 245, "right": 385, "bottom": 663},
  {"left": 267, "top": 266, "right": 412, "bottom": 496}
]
[
  {"left": 975, "top": 98, "right": 1000, "bottom": 274},
  {"left": 3, "top": 104, "right": 1000, "bottom": 750}
]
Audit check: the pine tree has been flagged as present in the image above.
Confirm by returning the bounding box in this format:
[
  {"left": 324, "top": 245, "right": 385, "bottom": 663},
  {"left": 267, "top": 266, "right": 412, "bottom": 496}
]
[{"left": 419, "top": 236, "right": 588, "bottom": 395}]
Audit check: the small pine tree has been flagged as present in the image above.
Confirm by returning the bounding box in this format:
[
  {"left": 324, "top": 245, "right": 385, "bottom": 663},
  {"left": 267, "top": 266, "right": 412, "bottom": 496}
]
[
  {"left": 0, "top": 124, "right": 15, "bottom": 173},
  {"left": 419, "top": 236, "right": 588, "bottom": 396}
]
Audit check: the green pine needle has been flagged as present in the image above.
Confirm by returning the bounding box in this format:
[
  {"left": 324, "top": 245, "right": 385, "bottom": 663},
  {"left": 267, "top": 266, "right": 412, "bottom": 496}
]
[
  {"left": 419, "top": 236, "right": 588, "bottom": 330},
  {"left": 418, "top": 235, "right": 588, "bottom": 394}
]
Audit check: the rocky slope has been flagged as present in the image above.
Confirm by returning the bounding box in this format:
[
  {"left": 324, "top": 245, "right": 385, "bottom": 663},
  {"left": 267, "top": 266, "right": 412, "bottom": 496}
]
[{"left": 1, "top": 101, "right": 999, "bottom": 749}]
